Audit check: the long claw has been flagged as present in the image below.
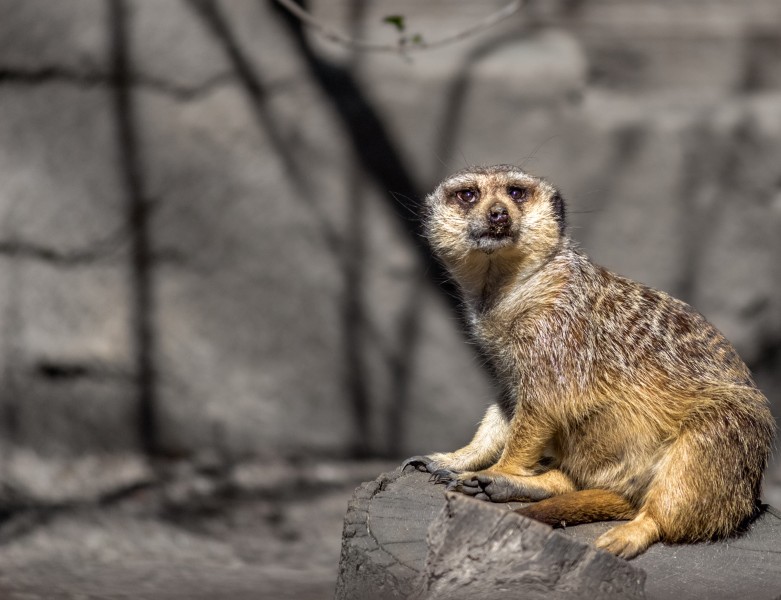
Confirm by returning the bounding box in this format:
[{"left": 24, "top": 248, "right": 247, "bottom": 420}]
[
  {"left": 401, "top": 455, "right": 431, "bottom": 472},
  {"left": 430, "top": 469, "right": 455, "bottom": 483}
]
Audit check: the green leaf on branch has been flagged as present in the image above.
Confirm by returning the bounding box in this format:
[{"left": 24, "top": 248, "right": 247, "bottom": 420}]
[{"left": 383, "top": 15, "right": 406, "bottom": 32}]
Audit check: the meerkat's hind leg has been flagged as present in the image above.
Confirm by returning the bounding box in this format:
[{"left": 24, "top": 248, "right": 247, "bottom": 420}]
[{"left": 594, "top": 512, "right": 661, "bottom": 559}]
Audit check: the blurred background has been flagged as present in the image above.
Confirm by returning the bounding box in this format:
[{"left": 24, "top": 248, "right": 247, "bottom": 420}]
[{"left": 0, "top": 0, "right": 780, "bottom": 598}]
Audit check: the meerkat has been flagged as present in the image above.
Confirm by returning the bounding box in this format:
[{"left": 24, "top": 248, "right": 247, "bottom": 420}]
[{"left": 403, "top": 165, "right": 775, "bottom": 559}]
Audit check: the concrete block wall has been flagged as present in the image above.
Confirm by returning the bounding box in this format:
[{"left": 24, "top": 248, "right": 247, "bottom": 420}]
[{"left": 0, "top": 0, "right": 779, "bottom": 491}]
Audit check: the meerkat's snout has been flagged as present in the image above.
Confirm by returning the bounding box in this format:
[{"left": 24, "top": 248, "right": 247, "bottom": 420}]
[
  {"left": 468, "top": 200, "right": 516, "bottom": 253},
  {"left": 488, "top": 202, "right": 511, "bottom": 231}
]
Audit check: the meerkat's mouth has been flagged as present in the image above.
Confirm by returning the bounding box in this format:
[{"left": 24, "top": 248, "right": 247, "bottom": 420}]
[{"left": 469, "top": 230, "right": 516, "bottom": 253}]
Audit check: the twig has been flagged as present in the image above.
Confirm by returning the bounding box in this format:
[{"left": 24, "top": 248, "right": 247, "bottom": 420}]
[{"left": 273, "top": 0, "right": 522, "bottom": 53}]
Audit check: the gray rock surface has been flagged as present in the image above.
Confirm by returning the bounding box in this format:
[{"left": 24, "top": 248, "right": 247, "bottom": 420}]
[
  {"left": 337, "top": 468, "right": 781, "bottom": 600},
  {"left": 417, "top": 492, "right": 645, "bottom": 600}
]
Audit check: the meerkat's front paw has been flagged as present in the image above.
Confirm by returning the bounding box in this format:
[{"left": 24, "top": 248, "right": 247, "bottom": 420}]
[
  {"left": 446, "top": 471, "right": 544, "bottom": 502},
  {"left": 420, "top": 470, "right": 509, "bottom": 500},
  {"left": 401, "top": 454, "right": 461, "bottom": 480},
  {"left": 456, "top": 472, "right": 519, "bottom": 502},
  {"left": 401, "top": 455, "right": 434, "bottom": 472}
]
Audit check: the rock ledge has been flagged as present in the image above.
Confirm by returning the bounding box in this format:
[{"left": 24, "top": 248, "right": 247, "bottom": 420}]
[{"left": 336, "top": 468, "right": 781, "bottom": 600}]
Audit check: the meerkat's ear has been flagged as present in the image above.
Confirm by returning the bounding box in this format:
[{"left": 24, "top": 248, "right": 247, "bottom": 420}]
[{"left": 551, "top": 192, "right": 566, "bottom": 235}]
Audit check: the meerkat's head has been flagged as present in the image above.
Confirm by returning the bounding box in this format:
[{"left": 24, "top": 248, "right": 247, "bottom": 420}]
[{"left": 424, "top": 165, "right": 566, "bottom": 282}]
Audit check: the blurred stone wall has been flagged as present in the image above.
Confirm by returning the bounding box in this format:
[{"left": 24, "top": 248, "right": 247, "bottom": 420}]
[{"left": 0, "top": 0, "right": 779, "bottom": 484}]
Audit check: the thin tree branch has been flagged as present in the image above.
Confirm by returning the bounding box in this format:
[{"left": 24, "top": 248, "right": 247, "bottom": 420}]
[
  {"left": 272, "top": 0, "right": 522, "bottom": 53},
  {"left": 0, "top": 66, "right": 235, "bottom": 102},
  {"left": 109, "top": 0, "right": 160, "bottom": 457}
]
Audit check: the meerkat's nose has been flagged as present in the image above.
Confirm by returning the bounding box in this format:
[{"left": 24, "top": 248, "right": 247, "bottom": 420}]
[{"left": 488, "top": 203, "right": 510, "bottom": 225}]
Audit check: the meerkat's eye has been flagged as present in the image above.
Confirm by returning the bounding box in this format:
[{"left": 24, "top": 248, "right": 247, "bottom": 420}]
[
  {"left": 455, "top": 189, "right": 478, "bottom": 204},
  {"left": 507, "top": 186, "right": 528, "bottom": 202}
]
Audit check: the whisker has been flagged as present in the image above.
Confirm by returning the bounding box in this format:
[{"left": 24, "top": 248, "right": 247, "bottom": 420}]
[
  {"left": 388, "top": 190, "right": 424, "bottom": 220},
  {"left": 458, "top": 148, "right": 471, "bottom": 169},
  {"left": 519, "top": 135, "right": 560, "bottom": 169}
]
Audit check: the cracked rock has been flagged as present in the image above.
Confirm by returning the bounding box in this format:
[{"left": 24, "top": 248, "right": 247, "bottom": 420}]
[{"left": 336, "top": 468, "right": 781, "bottom": 600}]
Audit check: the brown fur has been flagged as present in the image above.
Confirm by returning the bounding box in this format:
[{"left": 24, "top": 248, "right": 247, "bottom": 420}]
[
  {"left": 409, "top": 165, "right": 775, "bottom": 559},
  {"left": 517, "top": 489, "right": 636, "bottom": 527}
]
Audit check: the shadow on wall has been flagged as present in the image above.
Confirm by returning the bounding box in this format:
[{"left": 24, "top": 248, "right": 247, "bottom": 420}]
[
  {"left": 0, "top": 0, "right": 779, "bottom": 468},
  {"left": 0, "top": 0, "right": 480, "bottom": 462},
  {"left": 187, "top": 0, "right": 465, "bottom": 459}
]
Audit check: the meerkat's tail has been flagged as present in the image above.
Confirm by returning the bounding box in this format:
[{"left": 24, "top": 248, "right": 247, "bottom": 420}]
[{"left": 515, "top": 489, "right": 636, "bottom": 527}]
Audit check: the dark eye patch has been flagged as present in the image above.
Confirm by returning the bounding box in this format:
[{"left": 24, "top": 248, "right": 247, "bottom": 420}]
[
  {"left": 507, "top": 186, "right": 528, "bottom": 202},
  {"left": 454, "top": 189, "right": 479, "bottom": 204}
]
